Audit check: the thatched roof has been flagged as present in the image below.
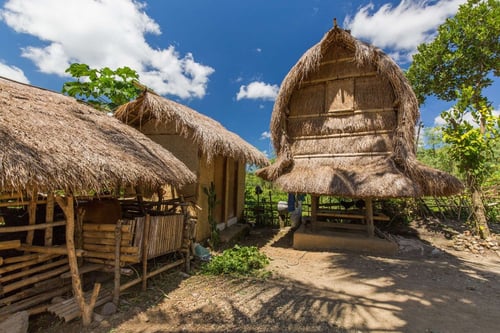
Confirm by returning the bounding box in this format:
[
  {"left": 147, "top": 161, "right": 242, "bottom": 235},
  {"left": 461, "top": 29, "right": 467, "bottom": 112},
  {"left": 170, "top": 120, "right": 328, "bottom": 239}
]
[
  {"left": 114, "top": 91, "right": 269, "bottom": 167},
  {"left": 256, "top": 26, "right": 463, "bottom": 198},
  {"left": 0, "top": 76, "right": 196, "bottom": 193}
]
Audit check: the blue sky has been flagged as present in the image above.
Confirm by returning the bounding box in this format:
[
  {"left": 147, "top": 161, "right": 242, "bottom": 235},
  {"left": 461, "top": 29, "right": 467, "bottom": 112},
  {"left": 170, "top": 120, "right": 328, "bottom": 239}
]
[{"left": 1, "top": 0, "right": 498, "bottom": 156}]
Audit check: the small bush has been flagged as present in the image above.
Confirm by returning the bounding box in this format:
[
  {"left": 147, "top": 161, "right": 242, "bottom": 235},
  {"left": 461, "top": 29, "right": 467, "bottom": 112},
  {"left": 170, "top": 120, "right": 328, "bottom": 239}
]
[{"left": 201, "top": 245, "right": 270, "bottom": 277}]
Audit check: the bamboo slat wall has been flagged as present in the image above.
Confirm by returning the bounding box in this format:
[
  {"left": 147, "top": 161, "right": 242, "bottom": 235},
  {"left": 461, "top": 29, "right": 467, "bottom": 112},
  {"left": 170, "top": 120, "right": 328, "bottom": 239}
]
[
  {"left": 82, "top": 214, "right": 185, "bottom": 265},
  {"left": 132, "top": 215, "right": 184, "bottom": 260}
]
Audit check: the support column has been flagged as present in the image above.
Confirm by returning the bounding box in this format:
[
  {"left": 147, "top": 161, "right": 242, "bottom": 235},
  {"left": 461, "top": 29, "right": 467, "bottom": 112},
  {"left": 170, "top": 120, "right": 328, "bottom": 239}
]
[
  {"left": 44, "top": 192, "right": 54, "bottom": 246},
  {"left": 56, "top": 194, "right": 100, "bottom": 326},
  {"left": 142, "top": 214, "right": 151, "bottom": 291},
  {"left": 311, "top": 195, "right": 319, "bottom": 230},
  {"left": 113, "top": 220, "right": 122, "bottom": 306},
  {"left": 365, "top": 198, "right": 374, "bottom": 238}
]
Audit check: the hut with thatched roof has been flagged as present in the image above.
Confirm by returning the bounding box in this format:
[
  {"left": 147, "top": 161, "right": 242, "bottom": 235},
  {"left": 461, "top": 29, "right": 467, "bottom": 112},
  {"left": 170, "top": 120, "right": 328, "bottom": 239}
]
[
  {"left": 115, "top": 91, "right": 269, "bottom": 241},
  {"left": 256, "top": 24, "right": 463, "bottom": 250},
  {"left": 0, "top": 76, "right": 196, "bottom": 325}
]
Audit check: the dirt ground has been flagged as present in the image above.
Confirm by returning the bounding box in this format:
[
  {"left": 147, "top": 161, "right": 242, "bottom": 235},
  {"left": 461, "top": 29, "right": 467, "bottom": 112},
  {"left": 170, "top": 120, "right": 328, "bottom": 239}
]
[{"left": 31, "top": 220, "right": 500, "bottom": 333}]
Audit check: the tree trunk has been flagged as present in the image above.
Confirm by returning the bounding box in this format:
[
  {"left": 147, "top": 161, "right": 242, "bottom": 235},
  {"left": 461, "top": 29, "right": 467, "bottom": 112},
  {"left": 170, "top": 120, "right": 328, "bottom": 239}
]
[{"left": 468, "top": 177, "right": 490, "bottom": 239}]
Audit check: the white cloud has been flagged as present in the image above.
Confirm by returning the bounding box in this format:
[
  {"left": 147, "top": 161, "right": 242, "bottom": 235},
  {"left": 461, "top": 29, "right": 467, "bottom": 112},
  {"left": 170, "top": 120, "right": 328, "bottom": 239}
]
[
  {"left": 236, "top": 81, "right": 279, "bottom": 101},
  {"left": 260, "top": 131, "right": 271, "bottom": 140},
  {"left": 0, "top": 61, "right": 29, "bottom": 83},
  {"left": 434, "top": 107, "right": 500, "bottom": 127},
  {"left": 0, "top": 0, "right": 214, "bottom": 99},
  {"left": 344, "top": 0, "right": 465, "bottom": 62}
]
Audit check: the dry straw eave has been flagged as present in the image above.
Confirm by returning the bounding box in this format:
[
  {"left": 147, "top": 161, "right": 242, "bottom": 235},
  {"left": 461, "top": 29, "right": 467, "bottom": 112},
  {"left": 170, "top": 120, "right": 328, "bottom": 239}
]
[
  {"left": 0, "top": 76, "right": 196, "bottom": 193},
  {"left": 114, "top": 91, "right": 269, "bottom": 167}
]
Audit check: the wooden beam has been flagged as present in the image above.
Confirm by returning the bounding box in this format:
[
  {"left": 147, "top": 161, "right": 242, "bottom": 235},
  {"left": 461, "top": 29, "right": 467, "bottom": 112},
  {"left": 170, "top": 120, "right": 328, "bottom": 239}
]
[
  {"left": 17, "top": 244, "right": 84, "bottom": 257},
  {"left": 2, "top": 264, "right": 69, "bottom": 294},
  {"left": 294, "top": 152, "right": 391, "bottom": 159},
  {"left": 0, "top": 221, "right": 66, "bottom": 233},
  {"left": 0, "top": 254, "right": 57, "bottom": 274},
  {"left": 0, "top": 240, "right": 21, "bottom": 250},
  {"left": 0, "top": 258, "right": 68, "bottom": 283}
]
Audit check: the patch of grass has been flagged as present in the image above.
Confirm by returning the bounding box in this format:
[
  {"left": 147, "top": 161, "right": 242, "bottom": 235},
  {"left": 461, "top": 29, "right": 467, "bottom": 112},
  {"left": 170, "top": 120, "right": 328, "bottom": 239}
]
[{"left": 200, "top": 245, "right": 270, "bottom": 277}]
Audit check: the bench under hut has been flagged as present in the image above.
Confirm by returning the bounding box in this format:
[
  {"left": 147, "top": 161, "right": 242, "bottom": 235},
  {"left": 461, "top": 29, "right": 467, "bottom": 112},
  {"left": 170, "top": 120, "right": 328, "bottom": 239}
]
[
  {"left": 256, "top": 23, "right": 463, "bottom": 249},
  {"left": 0, "top": 76, "right": 196, "bottom": 326}
]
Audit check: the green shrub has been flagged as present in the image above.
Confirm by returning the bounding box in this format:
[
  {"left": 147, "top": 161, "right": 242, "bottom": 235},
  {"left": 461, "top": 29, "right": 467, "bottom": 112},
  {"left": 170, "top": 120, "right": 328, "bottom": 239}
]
[{"left": 201, "top": 245, "right": 270, "bottom": 277}]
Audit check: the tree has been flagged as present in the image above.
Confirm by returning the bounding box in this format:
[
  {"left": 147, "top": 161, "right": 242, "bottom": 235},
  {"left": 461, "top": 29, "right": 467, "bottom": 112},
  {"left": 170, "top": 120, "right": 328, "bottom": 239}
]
[
  {"left": 62, "top": 63, "right": 142, "bottom": 111},
  {"left": 406, "top": 0, "right": 499, "bottom": 238},
  {"left": 416, "top": 127, "right": 458, "bottom": 176}
]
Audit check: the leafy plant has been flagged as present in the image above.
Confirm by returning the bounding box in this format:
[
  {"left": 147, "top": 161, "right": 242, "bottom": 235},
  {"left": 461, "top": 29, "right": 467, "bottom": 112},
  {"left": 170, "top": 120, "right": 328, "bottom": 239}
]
[
  {"left": 201, "top": 245, "right": 270, "bottom": 277},
  {"left": 62, "top": 63, "right": 142, "bottom": 111},
  {"left": 406, "top": 0, "right": 500, "bottom": 238},
  {"left": 203, "top": 182, "right": 220, "bottom": 248}
]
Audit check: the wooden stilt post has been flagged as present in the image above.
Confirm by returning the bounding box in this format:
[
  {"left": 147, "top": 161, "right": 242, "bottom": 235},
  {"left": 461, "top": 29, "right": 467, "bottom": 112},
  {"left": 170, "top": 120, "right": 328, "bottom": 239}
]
[
  {"left": 55, "top": 194, "right": 100, "bottom": 326},
  {"left": 113, "top": 220, "right": 122, "bottom": 306},
  {"left": 25, "top": 190, "right": 37, "bottom": 246},
  {"left": 141, "top": 214, "right": 151, "bottom": 291},
  {"left": 311, "top": 195, "right": 319, "bottom": 230},
  {"left": 44, "top": 192, "right": 54, "bottom": 246},
  {"left": 365, "top": 198, "right": 374, "bottom": 238}
]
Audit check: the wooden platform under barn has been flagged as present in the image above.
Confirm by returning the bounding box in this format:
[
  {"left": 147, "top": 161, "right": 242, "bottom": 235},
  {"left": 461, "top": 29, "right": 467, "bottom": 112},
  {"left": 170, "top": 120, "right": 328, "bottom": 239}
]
[{"left": 293, "top": 224, "right": 398, "bottom": 255}]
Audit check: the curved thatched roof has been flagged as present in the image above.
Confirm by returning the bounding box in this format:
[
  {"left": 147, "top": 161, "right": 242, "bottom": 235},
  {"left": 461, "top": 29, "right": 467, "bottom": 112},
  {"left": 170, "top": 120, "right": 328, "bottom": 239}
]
[
  {"left": 114, "top": 91, "right": 269, "bottom": 167},
  {"left": 0, "top": 76, "right": 196, "bottom": 193},
  {"left": 256, "top": 26, "right": 463, "bottom": 198}
]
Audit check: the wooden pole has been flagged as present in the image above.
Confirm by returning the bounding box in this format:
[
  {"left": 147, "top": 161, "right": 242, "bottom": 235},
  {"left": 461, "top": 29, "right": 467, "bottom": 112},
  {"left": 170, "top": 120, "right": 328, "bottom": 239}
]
[
  {"left": 25, "top": 190, "right": 37, "bottom": 245},
  {"left": 76, "top": 208, "right": 85, "bottom": 266},
  {"left": 0, "top": 240, "right": 21, "bottom": 250},
  {"left": 141, "top": 214, "right": 150, "bottom": 291},
  {"left": 311, "top": 195, "right": 319, "bottom": 230},
  {"left": 365, "top": 198, "right": 374, "bottom": 238},
  {"left": 0, "top": 258, "right": 68, "bottom": 283},
  {"left": 45, "top": 192, "right": 55, "bottom": 246},
  {"left": 2, "top": 264, "right": 69, "bottom": 294},
  {"left": 55, "top": 194, "right": 99, "bottom": 326},
  {"left": 0, "top": 221, "right": 66, "bottom": 233},
  {"left": 17, "top": 244, "right": 84, "bottom": 256},
  {"left": 113, "top": 220, "right": 122, "bottom": 306},
  {"left": 0, "top": 254, "right": 57, "bottom": 274}
]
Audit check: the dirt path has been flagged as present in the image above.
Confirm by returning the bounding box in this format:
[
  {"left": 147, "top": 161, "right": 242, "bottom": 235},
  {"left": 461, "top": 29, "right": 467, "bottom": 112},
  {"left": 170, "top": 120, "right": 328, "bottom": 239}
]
[{"left": 34, "top": 225, "right": 500, "bottom": 333}]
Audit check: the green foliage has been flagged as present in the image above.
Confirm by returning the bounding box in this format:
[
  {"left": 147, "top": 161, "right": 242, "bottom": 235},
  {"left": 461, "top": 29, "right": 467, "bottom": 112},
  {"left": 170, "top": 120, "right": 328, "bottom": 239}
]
[
  {"left": 406, "top": 0, "right": 499, "bottom": 105},
  {"left": 62, "top": 63, "right": 142, "bottom": 111},
  {"left": 406, "top": 0, "right": 499, "bottom": 237},
  {"left": 201, "top": 245, "right": 270, "bottom": 277},
  {"left": 203, "top": 182, "right": 220, "bottom": 248},
  {"left": 440, "top": 87, "right": 499, "bottom": 184},
  {"left": 417, "top": 127, "right": 460, "bottom": 176}
]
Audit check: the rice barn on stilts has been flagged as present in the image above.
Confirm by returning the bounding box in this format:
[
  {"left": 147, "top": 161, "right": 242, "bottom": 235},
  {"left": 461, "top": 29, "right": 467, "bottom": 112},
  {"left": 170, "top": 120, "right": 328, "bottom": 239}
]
[
  {"left": 0, "top": 77, "right": 196, "bottom": 327},
  {"left": 256, "top": 23, "right": 463, "bottom": 253}
]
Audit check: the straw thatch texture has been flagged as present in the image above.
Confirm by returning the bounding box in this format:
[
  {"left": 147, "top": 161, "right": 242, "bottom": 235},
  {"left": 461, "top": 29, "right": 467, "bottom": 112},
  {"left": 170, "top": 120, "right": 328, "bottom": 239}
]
[
  {"left": 256, "top": 27, "right": 463, "bottom": 198},
  {"left": 0, "top": 77, "right": 196, "bottom": 193},
  {"left": 114, "top": 91, "right": 269, "bottom": 167}
]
